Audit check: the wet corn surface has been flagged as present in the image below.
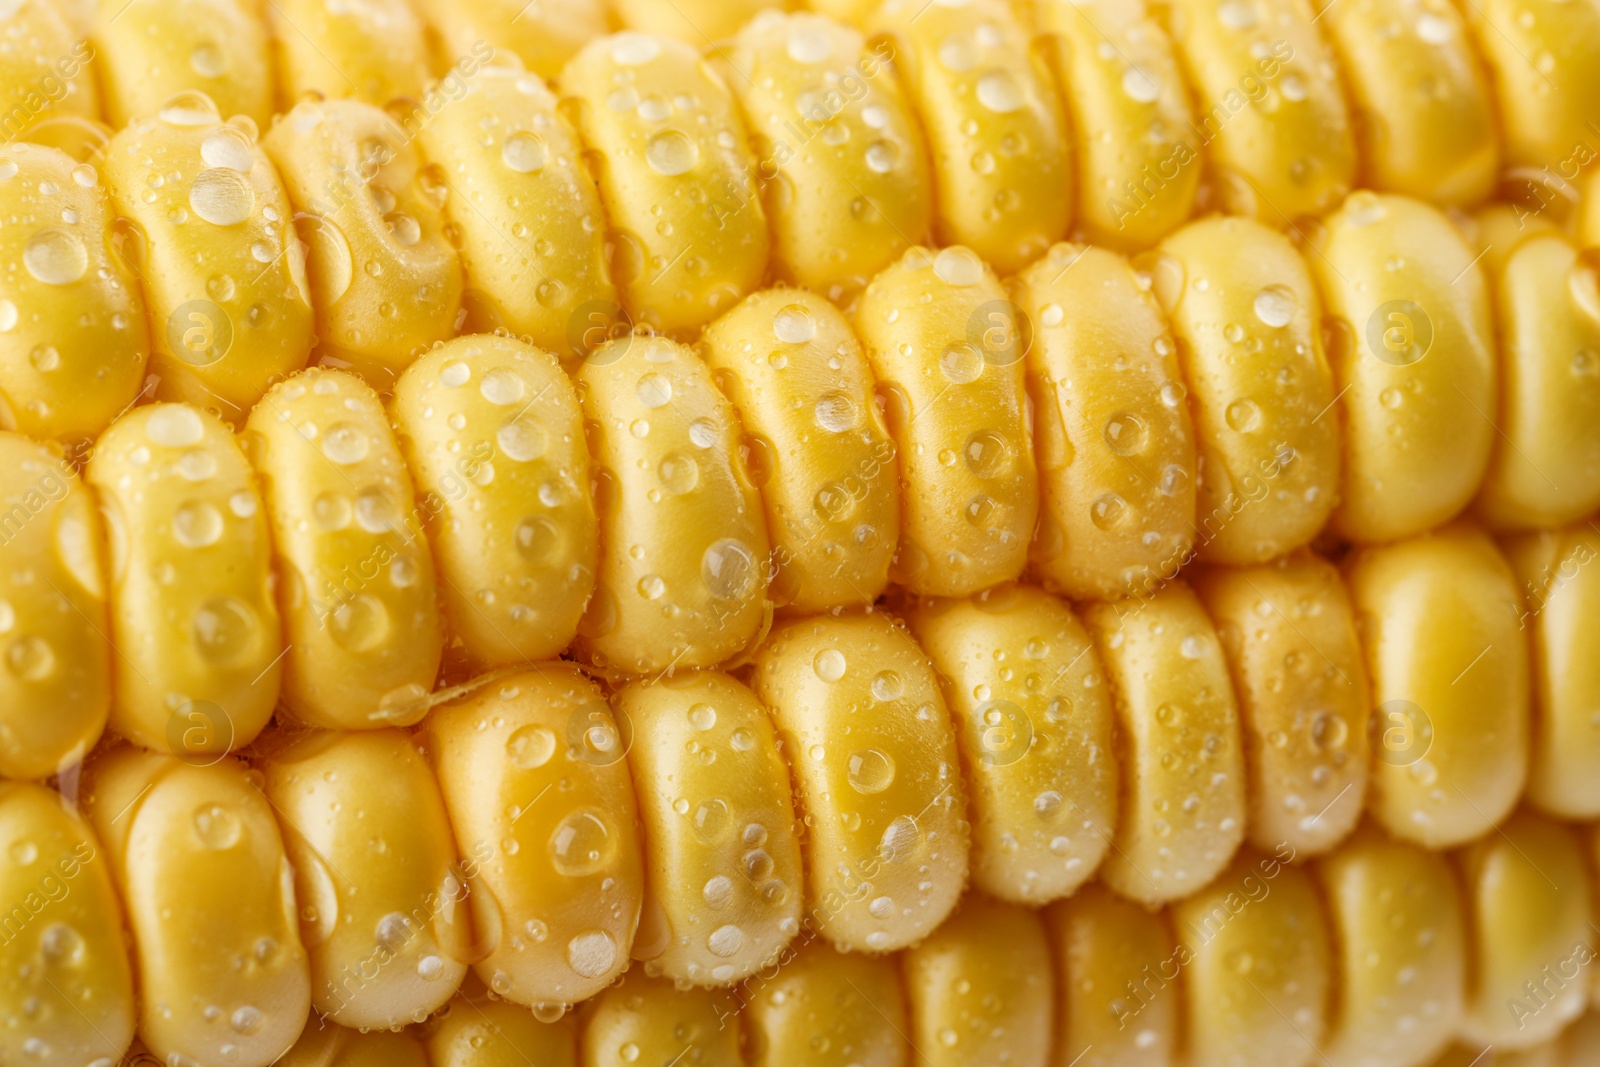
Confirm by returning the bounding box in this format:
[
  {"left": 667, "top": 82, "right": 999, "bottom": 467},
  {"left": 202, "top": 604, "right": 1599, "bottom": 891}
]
[{"left": 1, "top": 2, "right": 1600, "bottom": 1066}]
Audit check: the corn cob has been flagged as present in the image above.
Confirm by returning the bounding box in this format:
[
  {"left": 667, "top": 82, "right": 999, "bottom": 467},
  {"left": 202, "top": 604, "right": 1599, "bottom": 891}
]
[{"left": 0, "top": 2, "right": 1598, "bottom": 1067}]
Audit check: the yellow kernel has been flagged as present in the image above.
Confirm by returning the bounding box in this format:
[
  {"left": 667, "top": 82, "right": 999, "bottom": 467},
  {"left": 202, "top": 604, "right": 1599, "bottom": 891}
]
[
  {"left": 1319, "top": 0, "right": 1498, "bottom": 205},
  {"left": 413, "top": 0, "right": 604, "bottom": 80},
  {"left": 902, "top": 894, "right": 1054, "bottom": 1067},
  {"left": 1158, "top": 0, "right": 1354, "bottom": 221},
  {"left": 1033, "top": 0, "right": 1199, "bottom": 251},
  {"left": 0, "top": 433, "right": 109, "bottom": 781},
  {"left": 267, "top": 0, "right": 430, "bottom": 108},
  {"left": 245, "top": 367, "right": 443, "bottom": 729},
  {"left": 905, "top": 585, "right": 1116, "bottom": 905},
  {"left": 1192, "top": 551, "right": 1371, "bottom": 857},
  {"left": 1463, "top": 0, "right": 1600, "bottom": 173},
  {"left": 0, "top": 781, "right": 135, "bottom": 1067},
  {"left": 1046, "top": 883, "right": 1180, "bottom": 1067},
  {"left": 87, "top": 404, "right": 281, "bottom": 760},
  {"left": 1015, "top": 243, "right": 1198, "bottom": 600},
  {"left": 1458, "top": 810, "right": 1593, "bottom": 1048},
  {"left": 1315, "top": 822, "right": 1465, "bottom": 1067},
  {"left": 0, "top": 2, "right": 97, "bottom": 143},
  {"left": 854, "top": 246, "right": 1038, "bottom": 596},
  {"left": 392, "top": 335, "right": 598, "bottom": 670},
  {"left": 1145, "top": 215, "right": 1340, "bottom": 564},
  {"left": 752, "top": 611, "right": 968, "bottom": 952},
  {"left": 1310, "top": 192, "right": 1496, "bottom": 543},
  {"left": 259, "top": 729, "right": 467, "bottom": 1028},
  {"left": 262, "top": 99, "right": 464, "bottom": 389},
  {"left": 92, "top": 0, "right": 271, "bottom": 129},
  {"left": 573, "top": 334, "right": 770, "bottom": 674},
  {"left": 1082, "top": 581, "right": 1247, "bottom": 905},
  {"left": 1172, "top": 849, "right": 1331, "bottom": 1067},
  {"left": 613, "top": 0, "right": 790, "bottom": 40},
  {"left": 742, "top": 939, "right": 909, "bottom": 1067},
  {"left": 0, "top": 143, "right": 148, "bottom": 444},
  {"left": 82, "top": 746, "right": 309, "bottom": 1067},
  {"left": 700, "top": 288, "right": 899, "bottom": 612},
  {"left": 104, "top": 110, "right": 313, "bottom": 422},
  {"left": 423, "top": 666, "right": 643, "bottom": 1006},
  {"left": 721, "top": 12, "right": 933, "bottom": 301},
  {"left": 1347, "top": 521, "right": 1530, "bottom": 849},
  {"left": 278, "top": 1020, "right": 431, "bottom": 1067},
  {"left": 1472, "top": 218, "right": 1600, "bottom": 529},
  {"left": 425, "top": 991, "right": 578, "bottom": 1067},
  {"left": 614, "top": 671, "right": 802, "bottom": 986},
  {"left": 870, "top": 0, "right": 1071, "bottom": 273},
  {"left": 560, "top": 33, "right": 769, "bottom": 336},
  {"left": 1504, "top": 521, "right": 1600, "bottom": 819},
  {"left": 414, "top": 69, "right": 619, "bottom": 361},
  {"left": 580, "top": 971, "right": 742, "bottom": 1067}
]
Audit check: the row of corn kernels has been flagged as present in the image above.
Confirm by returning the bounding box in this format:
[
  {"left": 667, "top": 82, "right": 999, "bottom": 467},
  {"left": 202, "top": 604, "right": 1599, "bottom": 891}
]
[
  {"left": 9, "top": 745, "right": 1600, "bottom": 1067},
  {"left": 6, "top": 0, "right": 1600, "bottom": 438}
]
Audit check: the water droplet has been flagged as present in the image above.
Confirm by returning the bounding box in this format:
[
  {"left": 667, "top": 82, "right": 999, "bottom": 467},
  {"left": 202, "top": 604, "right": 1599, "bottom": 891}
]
[
  {"left": 878, "top": 815, "right": 920, "bottom": 863},
  {"left": 1225, "top": 398, "right": 1261, "bottom": 432},
  {"left": 773, "top": 303, "right": 815, "bottom": 343},
  {"left": 940, "top": 342, "right": 984, "bottom": 384},
  {"left": 201, "top": 127, "right": 254, "bottom": 173},
  {"left": 813, "top": 647, "right": 847, "bottom": 682},
  {"left": 865, "top": 140, "right": 899, "bottom": 174},
  {"left": 550, "top": 809, "right": 613, "bottom": 876},
  {"left": 23, "top": 229, "right": 87, "bottom": 285},
  {"left": 645, "top": 130, "right": 698, "bottom": 176},
  {"left": 703, "top": 875, "right": 734, "bottom": 909},
  {"left": 1253, "top": 285, "right": 1296, "bottom": 328},
  {"left": 321, "top": 422, "right": 369, "bottom": 465},
  {"left": 158, "top": 90, "right": 221, "bottom": 126},
  {"left": 871, "top": 670, "right": 903, "bottom": 701},
  {"left": 1103, "top": 412, "right": 1147, "bottom": 456},
  {"left": 707, "top": 924, "right": 744, "bottom": 958},
  {"left": 815, "top": 392, "right": 858, "bottom": 432},
  {"left": 193, "top": 597, "right": 258, "bottom": 666},
  {"left": 566, "top": 929, "right": 617, "bottom": 978},
  {"left": 173, "top": 501, "right": 223, "bottom": 547},
  {"left": 193, "top": 803, "right": 241, "bottom": 849},
  {"left": 1091, "top": 492, "right": 1128, "bottom": 530},
  {"left": 637, "top": 373, "right": 673, "bottom": 408},
  {"left": 702, "top": 538, "right": 756, "bottom": 600},
  {"left": 190, "top": 168, "right": 255, "bottom": 226},
  {"left": 502, "top": 131, "right": 548, "bottom": 174},
  {"left": 848, "top": 749, "right": 896, "bottom": 794},
  {"left": 610, "top": 33, "right": 661, "bottom": 66},
  {"left": 688, "top": 703, "right": 717, "bottom": 730},
  {"left": 933, "top": 246, "right": 985, "bottom": 287},
  {"left": 787, "top": 26, "right": 833, "bottom": 63},
  {"left": 507, "top": 724, "right": 557, "bottom": 769},
  {"left": 658, "top": 452, "right": 699, "bottom": 494},
  {"left": 1122, "top": 66, "right": 1160, "bottom": 103}
]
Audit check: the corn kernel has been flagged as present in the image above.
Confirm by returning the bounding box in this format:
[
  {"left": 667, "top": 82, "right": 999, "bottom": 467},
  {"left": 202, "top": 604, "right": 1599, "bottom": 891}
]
[
  {"left": 580, "top": 971, "right": 742, "bottom": 1066},
  {"left": 1015, "top": 243, "right": 1198, "bottom": 600},
  {"left": 0, "top": 433, "right": 110, "bottom": 782},
  {"left": 1315, "top": 822, "right": 1465, "bottom": 1067},
  {"left": 560, "top": 33, "right": 769, "bottom": 336},
  {"left": 1462, "top": 0, "right": 1600, "bottom": 173},
  {"left": 0, "top": 781, "right": 134, "bottom": 1067},
  {"left": 905, "top": 585, "right": 1116, "bottom": 905},
  {"left": 854, "top": 245, "right": 1038, "bottom": 596},
  {"left": 425, "top": 990, "right": 578, "bottom": 1067},
  {"left": 1457, "top": 810, "right": 1593, "bottom": 1047},
  {"left": 391, "top": 335, "right": 598, "bottom": 670},
  {"left": 86, "top": 403, "right": 282, "bottom": 758},
  {"left": 0, "top": 1, "right": 97, "bottom": 144},
  {"left": 81, "top": 746, "right": 309, "bottom": 1067},
  {"left": 573, "top": 334, "right": 769, "bottom": 674},
  {"left": 1347, "top": 521, "right": 1530, "bottom": 849},
  {"left": 614, "top": 671, "right": 802, "bottom": 986},
  {"left": 903, "top": 894, "right": 1054, "bottom": 1067},
  {"left": 1309, "top": 192, "right": 1496, "bottom": 543},
  {"left": 700, "top": 288, "right": 899, "bottom": 612},
  {"left": 1046, "top": 883, "right": 1180, "bottom": 1067},
  {"left": 267, "top": 0, "right": 430, "bottom": 108},
  {"left": 1318, "top": 0, "right": 1497, "bottom": 206},
  {"left": 413, "top": 68, "right": 618, "bottom": 361},
  {"left": 1192, "top": 551, "right": 1370, "bottom": 857},
  {"left": 259, "top": 729, "right": 467, "bottom": 1029},
  {"left": 1082, "top": 581, "right": 1246, "bottom": 905},
  {"left": 614, "top": 0, "right": 790, "bottom": 41},
  {"left": 279, "top": 1020, "right": 431, "bottom": 1066},
  {"left": 752, "top": 611, "right": 968, "bottom": 952},
  {"left": 1471, "top": 215, "right": 1600, "bottom": 529},
  {"left": 870, "top": 0, "right": 1071, "bottom": 273},
  {"left": 741, "top": 939, "right": 908, "bottom": 1067},
  {"left": 1155, "top": 0, "right": 1354, "bottom": 221},
  {"left": 262, "top": 99, "right": 464, "bottom": 388},
  {"left": 1172, "top": 848, "right": 1331, "bottom": 1067},
  {"left": 0, "top": 143, "right": 148, "bottom": 444},
  {"left": 413, "top": 0, "right": 606, "bottom": 81},
  {"left": 245, "top": 367, "right": 443, "bottom": 729},
  {"left": 423, "top": 666, "right": 643, "bottom": 1006},
  {"left": 104, "top": 107, "right": 314, "bottom": 420},
  {"left": 1504, "top": 521, "right": 1600, "bottom": 819},
  {"left": 21, "top": 113, "right": 115, "bottom": 165},
  {"left": 93, "top": 0, "right": 271, "bottom": 129},
  {"left": 1145, "top": 215, "right": 1340, "bottom": 564},
  {"left": 1031, "top": 0, "right": 1200, "bottom": 251},
  {"left": 720, "top": 11, "right": 933, "bottom": 301}
]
